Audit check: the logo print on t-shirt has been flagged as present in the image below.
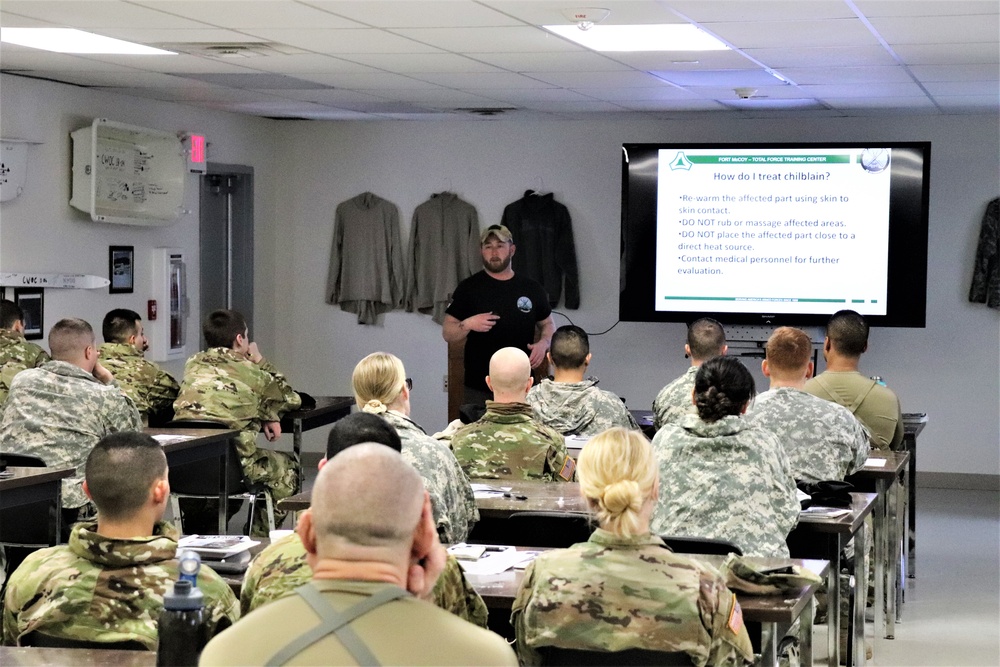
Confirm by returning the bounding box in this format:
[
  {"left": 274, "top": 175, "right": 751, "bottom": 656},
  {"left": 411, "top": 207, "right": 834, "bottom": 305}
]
[{"left": 517, "top": 296, "right": 533, "bottom": 313}]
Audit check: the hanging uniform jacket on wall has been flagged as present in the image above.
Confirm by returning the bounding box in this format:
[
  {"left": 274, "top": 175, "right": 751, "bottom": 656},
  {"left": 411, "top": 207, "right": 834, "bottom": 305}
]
[
  {"left": 326, "top": 192, "right": 405, "bottom": 325},
  {"left": 969, "top": 197, "right": 999, "bottom": 309},
  {"left": 405, "top": 192, "right": 481, "bottom": 324},
  {"left": 501, "top": 191, "right": 580, "bottom": 309}
]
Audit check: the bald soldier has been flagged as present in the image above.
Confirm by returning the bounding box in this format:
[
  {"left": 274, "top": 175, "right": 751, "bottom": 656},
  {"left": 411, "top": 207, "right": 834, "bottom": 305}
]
[
  {"left": 199, "top": 444, "right": 517, "bottom": 666},
  {"left": 652, "top": 318, "right": 728, "bottom": 430},
  {"left": 0, "top": 318, "right": 141, "bottom": 519},
  {"left": 3, "top": 432, "right": 238, "bottom": 648},
  {"left": 0, "top": 299, "right": 50, "bottom": 405},
  {"left": 451, "top": 347, "right": 574, "bottom": 482},
  {"left": 749, "top": 327, "right": 871, "bottom": 482},
  {"left": 240, "top": 412, "right": 488, "bottom": 628}
]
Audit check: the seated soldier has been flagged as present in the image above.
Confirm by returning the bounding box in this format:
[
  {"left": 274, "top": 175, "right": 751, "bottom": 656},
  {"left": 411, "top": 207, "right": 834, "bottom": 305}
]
[
  {"left": 513, "top": 427, "right": 753, "bottom": 666},
  {"left": 452, "top": 347, "right": 575, "bottom": 482},
  {"left": 240, "top": 412, "right": 488, "bottom": 628},
  {"left": 172, "top": 309, "right": 302, "bottom": 536},
  {"left": 352, "top": 352, "right": 478, "bottom": 543},
  {"left": 0, "top": 299, "right": 50, "bottom": 405},
  {"left": 805, "top": 309, "right": 904, "bottom": 450},
  {"left": 99, "top": 308, "right": 179, "bottom": 426},
  {"left": 0, "top": 318, "right": 141, "bottom": 525},
  {"left": 652, "top": 317, "right": 727, "bottom": 430},
  {"left": 651, "top": 356, "right": 799, "bottom": 558},
  {"left": 199, "top": 444, "right": 517, "bottom": 666},
  {"left": 2, "top": 432, "right": 238, "bottom": 648},
  {"left": 526, "top": 325, "right": 639, "bottom": 437},
  {"left": 750, "top": 326, "right": 871, "bottom": 482}
]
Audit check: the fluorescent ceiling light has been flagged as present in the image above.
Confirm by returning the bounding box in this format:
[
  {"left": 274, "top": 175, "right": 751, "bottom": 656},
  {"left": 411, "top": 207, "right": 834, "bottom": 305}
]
[
  {"left": 543, "top": 24, "right": 728, "bottom": 52},
  {"left": 0, "top": 28, "right": 174, "bottom": 55}
]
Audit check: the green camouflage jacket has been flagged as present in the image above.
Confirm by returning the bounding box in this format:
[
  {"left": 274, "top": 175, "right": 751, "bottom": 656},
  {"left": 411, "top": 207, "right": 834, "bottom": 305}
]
[
  {"left": 172, "top": 348, "right": 301, "bottom": 462},
  {"left": 2, "top": 521, "right": 239, "bottom": 648},
  {"left": 0, "top": 361, "right": 142, "bottom": 508},
  {"left": 526, "top": 377, "right": 640, "bottom": 437},
  {"left": 0, "top": 329, "right": 49, "bottom": 405},
  {"left": 239, "top": 533, "right": 488, "bottom": 628},
  {"left": 99, "top": 343, "right": 179, "bottom": 425},
  {"left": 650, "top": 414, "right": 800, "bottom": 558},
  {"left": 512, "top": 529, "right": 755, "bottom": 666},
  {"left": 451, "top": 401, "right": 575, "bottom": 482},
  {"left": 652, "top": 366, "right": 699, "bottom": 431},
  {"left": 382, "top": 410, "right": 479, "bottom": 543},
  {"left": 749, "top": 387, "right": 871, "bottom": 482}
]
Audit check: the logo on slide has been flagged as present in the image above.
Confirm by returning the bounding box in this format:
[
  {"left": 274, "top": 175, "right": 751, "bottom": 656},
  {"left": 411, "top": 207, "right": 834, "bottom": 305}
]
[
  {"left": 860, "top": 148, "right": 890, "bottom": 174},
  {"left": 669, "top": 152, "right": 693, "bottom": 171},
  {"left": 517, "top": 296, "right": 533, "bottom": 313}
]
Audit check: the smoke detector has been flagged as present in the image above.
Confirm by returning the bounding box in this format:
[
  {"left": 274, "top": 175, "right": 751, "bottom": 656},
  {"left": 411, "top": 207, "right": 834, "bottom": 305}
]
[
  {"left": 559, "top": 8, "right": 611, "bottom": 31},
  {"left": 734, "top": 87, "right": 759, "bottom": 100},
  {"left": 454, "top": 107, "right": 517, "bottom": 117}
]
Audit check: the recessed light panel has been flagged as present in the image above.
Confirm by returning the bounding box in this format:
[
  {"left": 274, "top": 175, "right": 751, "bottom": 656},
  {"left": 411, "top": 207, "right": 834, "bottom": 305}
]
[
  {"left": 1, "top": 28, "right": 174, "bottom": 55},
  {"left": 543, "top": 24, "right": 728, "bottom": 52}
]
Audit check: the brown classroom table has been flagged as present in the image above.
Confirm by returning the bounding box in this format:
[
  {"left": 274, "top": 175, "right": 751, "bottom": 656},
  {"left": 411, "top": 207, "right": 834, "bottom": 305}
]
[
  {"left": 901, "top": 412, "right": 926, "bottom": 577},
  {"left": 0, "top": 466, "right": 75, "bottom": 546},
  {"left": 146, "top": 427, "right": 238, "bottom": 535},
  {"left": 848, "top": 450, "right": 910, "bottom": 639},
  {"left": 465, "top": 548, "right": 829, "bottom": 667},
  {"left": 280, "top": 396, "right": 354, "bottom": 489}
]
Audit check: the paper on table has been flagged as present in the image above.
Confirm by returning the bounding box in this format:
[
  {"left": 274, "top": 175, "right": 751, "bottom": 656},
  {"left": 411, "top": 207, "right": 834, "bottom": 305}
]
[
  {"left": 800, "top": 507, "right": 852, "bottom": 518},
  {"left": 151, "top": 434, "right": 195, "bottom": 443},
  {"left": 865, "top": 457, "right": 887, "bottom": 467},
  {"left": 456, "top": 546, "right": 522, "bottom": 575},
  {"left": 796, "top": 489, "right": 811, "bottom": 503},
  {"left": 178, "top": 535, "right": 260, "bottom": 556}
]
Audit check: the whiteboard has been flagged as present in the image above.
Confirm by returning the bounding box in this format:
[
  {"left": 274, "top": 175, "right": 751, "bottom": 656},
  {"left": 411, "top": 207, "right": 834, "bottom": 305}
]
[{"left": 70, "top": 118, "right": 185, "bottom": 225}]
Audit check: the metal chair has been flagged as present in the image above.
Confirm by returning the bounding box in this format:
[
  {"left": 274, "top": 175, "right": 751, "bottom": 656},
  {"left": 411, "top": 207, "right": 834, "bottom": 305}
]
[
  {"left": 163, "top": 419, "right": 275, "bottom": 535},
  {"left": 0, "top": 453, "right": 47, "bottom": 469},
  {"left": 24, "top": 632, "right": 148, "bottom": 651},
  {"left": 659, "top": 535, "right": 743, "bottom": 556},
  {"left": 540, "top": 647, "right": 694, "bottom": 666},
  {"left": 0, "top": 453, "right": 53, "bottom": 547},
  {"left": 506, "top": 511, "right": 595, "bottom": 548}
]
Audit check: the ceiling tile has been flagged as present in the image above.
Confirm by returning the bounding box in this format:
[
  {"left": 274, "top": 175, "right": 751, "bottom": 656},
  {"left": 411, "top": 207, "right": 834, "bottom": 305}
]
[
  {"left": 669, "top": 1, "right": 855, "bottom": 23},
  {"left": 705, "top": 19, "right": 878, "bottom": 49},
  {"left": 21, "top": 69, "right": 200, "bottom": 88},
  {"left": 854, "top": 1, "right": 999, "bottom": 17},
  {"left": 778, "top": 66, "right": 913, "bottom": 85},
  {"left": 932, "top": 94, "right": 1000, "bottom": 109},
  {"left": 471, "top": 51, "right": 631, "bottom": 73},
  {"left": 801, "top": 82, "right": 928, "bottom": 98},
  {"left": 0, "top": 48, "right": 137, "bottom": 71},
  {"left": 301, "top": 1, "right": 522, "bottom": 28},
  {"left": 463, "top": 87, "right": 593, "bottom": 103},
  {"left": 869, "top": 14, "right": 1000, "bottom": 45},
  {"left": 0, "top": 1, "right": 205, "bottom": 29},
  {"left": 911, "top": 64, "right": 1000, "bottom": 82},
  {"left": 350, "top": 87, "right": 500, "bottom": 106},
  {"left": 610, "top": 50, "right": 761, "bottom": 71},
  {"left": 619, "top": 98, "right": 726, "bottom": 112},
  {"left": 515, "top": 99, "right": 627, "bottom": 113},
  {"left": 96, "top": 28, "right": 260, "bottom": 43},
  {"left": 407, "top": 71, "right": 554, "bottom": 89},
  {"left": 339, "top": 52, "right": 503, "bottom": 73},
  {"left": 387, "top": 26, "right": 583, "bottom": 53},
  {"left": 583, "top": 86, "right": 703, "bottom": 102},
  {"left": 295, "top": 70, "right": 439, "bottom": 89},
  {"left": 892, "top": 42, "right": 1000, "bottom": 65},
  {"left": 241, "top": 28, "right": 438, "bottom": 54},
  {"left": 0, "top": 11, "right": 52, "bottom": 28},
  {"left": 481, "top": 1, "right": 683, "bottom": 26},
  {"left": 257, "top": 87, "right": 389, "bottom": 106},
  {"left": 922, "top": 80, "right": 999, "bottom": 97},
  {"left": 131, "top": 1, "right": 364, "bottom": 29},
  {"left": 653, "top": 69, "right": 785, "bottom": 87},
  {"left": 744, "top": 45, "right": 898, "bottom": 68},
  {"left": 80, "top": 53, "right": 260, "bottom": 74},
  {"left": 201, "top": 54, "right": 374, "bottom": 75},
  {"left": 526, "top": 70, "right": 674, "bottom": 88},
  {"left": 821, "top": 95, "right": 936, "bottom": 108}
]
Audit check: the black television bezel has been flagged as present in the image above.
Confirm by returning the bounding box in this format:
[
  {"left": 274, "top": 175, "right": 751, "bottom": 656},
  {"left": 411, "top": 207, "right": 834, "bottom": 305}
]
[{"left": 619, "top": 141, "right": 930, "bottom": 328}]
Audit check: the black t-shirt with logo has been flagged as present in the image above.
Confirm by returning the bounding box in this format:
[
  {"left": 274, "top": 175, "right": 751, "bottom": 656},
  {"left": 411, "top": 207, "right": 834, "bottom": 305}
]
[{"left": 446, "top": 270, "right": 552, "bottom": 391}]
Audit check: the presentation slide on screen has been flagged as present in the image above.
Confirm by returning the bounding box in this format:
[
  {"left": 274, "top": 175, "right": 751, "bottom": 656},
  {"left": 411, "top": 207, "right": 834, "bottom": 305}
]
[{"left": 655, "top": 147, "right": 892, "bottom": 315}]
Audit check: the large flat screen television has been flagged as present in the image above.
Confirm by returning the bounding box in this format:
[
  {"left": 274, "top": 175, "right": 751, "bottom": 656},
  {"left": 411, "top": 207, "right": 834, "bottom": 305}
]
[{"left": 620, "top": 142, "right": 930, "bottom": 327}]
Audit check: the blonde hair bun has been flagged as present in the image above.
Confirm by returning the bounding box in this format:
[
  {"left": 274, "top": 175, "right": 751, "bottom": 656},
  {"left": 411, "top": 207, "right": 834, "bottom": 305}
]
[
  {"left": 601, "top": 479, "right": 642, "bottom": 516},
  {"left": 361, "top": 399, "right": 388, "bottom": 415}
]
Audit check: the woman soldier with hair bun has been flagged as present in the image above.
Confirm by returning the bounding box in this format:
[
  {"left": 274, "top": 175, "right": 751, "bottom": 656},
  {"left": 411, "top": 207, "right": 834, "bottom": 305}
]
[
  {"left": 650, "top": 356, "right": 799, "bottom": 558},
  {"left": 511, "top": 427, "right": 754, "bottom": 666}
]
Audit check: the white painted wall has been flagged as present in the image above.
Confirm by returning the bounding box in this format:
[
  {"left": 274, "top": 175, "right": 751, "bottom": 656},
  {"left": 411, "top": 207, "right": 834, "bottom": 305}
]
[
  {"left": 266, "top": 114, "right": 999, "bottom": 476},
  {"left": 0, "top": 73, "right": 278, "bottom": 381}
]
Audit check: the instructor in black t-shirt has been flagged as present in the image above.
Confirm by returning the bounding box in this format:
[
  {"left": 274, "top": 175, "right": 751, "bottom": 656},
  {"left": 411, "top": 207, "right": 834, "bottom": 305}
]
[{"left": 443, "top": 224, "right": 554, "bottom": 407}]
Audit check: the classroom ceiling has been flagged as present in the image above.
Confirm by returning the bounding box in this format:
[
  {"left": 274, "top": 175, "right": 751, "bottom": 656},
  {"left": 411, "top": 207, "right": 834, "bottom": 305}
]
[{"left": 1, "top": 1, "right": 997, "bottom": 120}]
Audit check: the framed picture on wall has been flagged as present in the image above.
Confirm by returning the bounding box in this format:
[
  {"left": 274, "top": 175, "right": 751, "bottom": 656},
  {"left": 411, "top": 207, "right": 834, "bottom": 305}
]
[
  {"left": 13, "top": 288, "right": 44, "bottom": 340},
  {"left": 109, "top": 245, "right": 135, "bottom": 294}
]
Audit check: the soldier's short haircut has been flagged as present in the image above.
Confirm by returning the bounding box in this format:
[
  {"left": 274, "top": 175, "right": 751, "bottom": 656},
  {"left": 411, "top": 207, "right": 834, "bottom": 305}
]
[
  {"left": 203, "top": 309, "right": 248, "bottom": 349},
  {"left": 826, "top": 309, "right": 869, "bottom": 357},
  {"left": 85, "top": 432, "right": 167, "bottom": 520},
  {"left": 102, "top": 308, "right": 142, "bottom": 344},
  {"left": 766, "top": 327, "right": 812, "bottom": 374},
  {"left": 48, "top": 318, "right": 95, "bottom": 360},
  {"left": 549, "top": 325, "right": 589, "bottom": 369},
  {"left": 1, "top": 299, "right": 24, "bottom": 329},
  {"left": 326, "top": 412, "right": 402, "bottom": 459},
  {"left": 694, "top": 356, "right": 755, "bottom": 423},
  {"left": 687, "top": 318, "right": 726, "bottom": 361}
]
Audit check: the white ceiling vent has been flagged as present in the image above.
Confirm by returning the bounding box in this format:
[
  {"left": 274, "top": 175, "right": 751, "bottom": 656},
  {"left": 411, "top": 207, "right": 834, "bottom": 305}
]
[{"left": 157, "top": 42, "right": 307, "bottom": 59}]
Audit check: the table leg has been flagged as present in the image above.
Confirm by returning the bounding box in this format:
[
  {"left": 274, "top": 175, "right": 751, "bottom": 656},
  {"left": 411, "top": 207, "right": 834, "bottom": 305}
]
[
  {"left": 218, "top": 445, "right": 229, "bottom": 535},
  {"left": 293, "top": 418, "right": 304, "bottom": 493},
  {"left": 829, "top": 541, "right": 841, "bottom": 667},
  {"left": 760, "top": 622, "right": 778, "bottom": 667},
  {"left": 873, "top": 479, "right": 887, "bottom": 640},
  {"left": 52, "top": 486, "right": 63, "bottom": 546},
  {"left": 892, "top": 471, "right": 906, "bottom": 627},
  {"left": 906, "top": 434, "right": 916, "bottom": 578},
  {"left": 853, "top": 523, "right": 869, "bottom": 666},
  {"left": 801, "top": 596, "right": 815, "bottom": 667}
]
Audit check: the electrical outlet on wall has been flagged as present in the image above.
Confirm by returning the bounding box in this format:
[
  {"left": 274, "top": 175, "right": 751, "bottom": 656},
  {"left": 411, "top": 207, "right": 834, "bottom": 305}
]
[{"left": 443, "top": 375, "right": 448, "bottom": 392}]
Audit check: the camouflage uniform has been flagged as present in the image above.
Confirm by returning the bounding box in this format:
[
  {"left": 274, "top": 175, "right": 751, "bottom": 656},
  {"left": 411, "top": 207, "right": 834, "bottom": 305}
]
[
  {"left": 804, "top": 371, "right": 904, "bottom": 451},
  {"left": 239, "top": 533, "right": 488, "bottom": 628},
  {"left": 173, "top": 348, "right": 302, "bottom": 532},
  {"left": 0, "top": 361, "right": 141, "bottom": 509},
  {"left": 98, "top": 342, "right": 179, "bottom": 426},
  {"left": 512, "top": 528, "right": 755, "bottom": 666},
  {"left": 749, "top": 387, "right": 871, "bottom": 482},
  {"left": 526, "top": 377, "right": 640, "bottom": 437},
  {"left": 0, "top": 329, "right": 49, "bottom": 405},
  {"left": 451, "top": 401, "right": 575, "bottom": 482},
  {"left": 650, "top": 414, "right": 800, "bottom": 558},
  {"left": 2, "top": 521, "right": 239, "bottom": 648},
  {"left": 652, "top": 366, "right": 698, "bottom": 430},
  {"left": 382, "top": 410, "right": 479, "bottom": 543}
]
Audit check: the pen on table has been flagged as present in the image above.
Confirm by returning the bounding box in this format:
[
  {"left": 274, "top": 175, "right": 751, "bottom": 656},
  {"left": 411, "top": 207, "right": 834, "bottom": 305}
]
[{"left": 503, "top": 492, "right": 528, "bottom": 500}]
